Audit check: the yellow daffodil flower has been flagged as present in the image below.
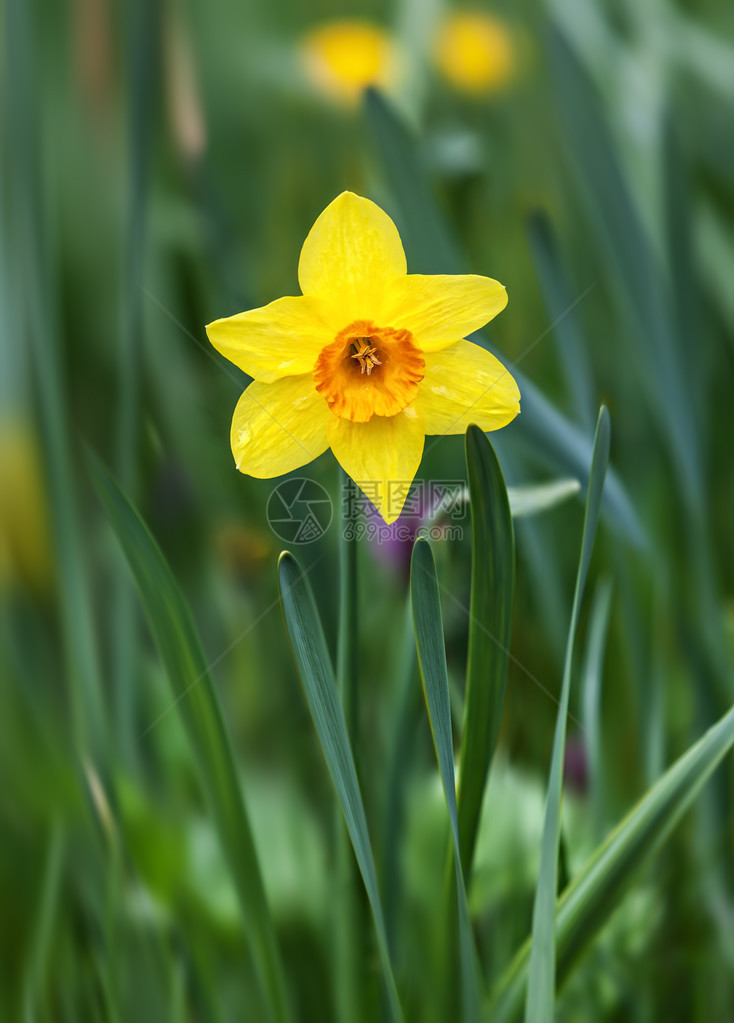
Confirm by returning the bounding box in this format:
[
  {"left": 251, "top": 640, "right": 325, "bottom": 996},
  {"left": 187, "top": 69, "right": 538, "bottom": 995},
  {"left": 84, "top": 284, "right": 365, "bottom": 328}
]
[
  {"left": 301, "top": 20, "right": 397, "bottom": 106},
  {"left": 434, "top": 11, "right": 515, "bottom": 95},
  {"left": 206, "top": 192, "right": 519, "bottom": 524}
]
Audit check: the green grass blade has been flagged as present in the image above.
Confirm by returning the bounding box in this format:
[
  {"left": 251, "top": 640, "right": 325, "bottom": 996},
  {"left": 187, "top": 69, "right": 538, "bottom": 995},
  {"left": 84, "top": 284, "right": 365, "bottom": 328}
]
[
  {"left": 581, "top": 579, "right": 613, "bottom": 840},
  {"left": 527, "top": 211, "right": 594, "bottom": 431},
  {"left": 457, "top": 427, "right": 515, "bottom": 881},
  {"left": 89, "top": 453, "right": 290, "bottom": 1023},
  {"left": 548, "top": 26, "right": 700, "bottom": 507},
  {"left": 364, "top": 87, "right": 643, "bottom": 548},
  {"left": 411, "top": 538, "right": 481, "bottom": 1023},
  {"left": 113, "top": 0, "right": 160, "bottom": 764},
  {"left": 504, "top": 375, "right": 640, "bottom": 547},
  {"left": 699, "top": 201, "right": 734, "bottom": 335},
  {"left": 5, "top": 0, "right": 105, "bottom": 752},
  {"left": 278, "top": 551, "right": 404, "bottom": 1023},
  {"left": 663, "top": 116, "right": 700, "bottom": 389},
  {"left": 22, "top": 823, "right": 64, "bottom": 1019},
  {"left": 508, "top": 479, "right": 580, "bottom": 519},
  {"left": 488, "top": 697, "right": 734, "bottom": 1022},
  {"left": 524, "top": 406, "right": 610, "bottom": 1023}
]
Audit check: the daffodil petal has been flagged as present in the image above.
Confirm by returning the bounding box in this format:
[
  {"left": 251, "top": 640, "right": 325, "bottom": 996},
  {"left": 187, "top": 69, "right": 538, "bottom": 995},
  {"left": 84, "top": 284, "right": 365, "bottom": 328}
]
[
  {"left": 207, "top": 296, "right": 333, "bottom": 383},
  {"left": 231, "top": 376, "right": 331, "bottom": 477},
  {"left": 383, "top": 274, "right": 507, "bottom": 351},
  {"left": 414, "top": 340, "right": 520, "bottom": 434},
  {"left": 298, "top": 192, "right": 407, "bottom": 319},
  {"left": 327, "top": 409, "right": 424, "bottom": 524}
]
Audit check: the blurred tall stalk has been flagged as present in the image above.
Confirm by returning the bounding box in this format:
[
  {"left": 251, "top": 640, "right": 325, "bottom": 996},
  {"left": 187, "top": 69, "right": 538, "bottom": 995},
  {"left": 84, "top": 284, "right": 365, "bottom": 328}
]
[
  {"left": 113, "top": 0, "right": 160, "bottom": 764},
  {"left": 3, "top": 0, "right": 104, "bottom": 753}
]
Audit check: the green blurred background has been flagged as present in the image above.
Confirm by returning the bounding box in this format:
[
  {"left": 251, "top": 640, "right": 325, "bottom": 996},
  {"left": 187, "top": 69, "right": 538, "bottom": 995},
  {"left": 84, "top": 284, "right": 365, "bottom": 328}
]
[{"left": 2, "top": 0, "right": 734, "bottom": 1019}]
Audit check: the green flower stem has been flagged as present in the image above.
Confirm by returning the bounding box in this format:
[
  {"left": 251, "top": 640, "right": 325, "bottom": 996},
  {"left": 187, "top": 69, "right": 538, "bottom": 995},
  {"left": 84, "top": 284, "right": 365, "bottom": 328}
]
[
  {"left": 338, "top": 474, "right": 360, "bottom": 750},
  {"left": 333, "top": 471, "right": 364, "bottom": 1023}
]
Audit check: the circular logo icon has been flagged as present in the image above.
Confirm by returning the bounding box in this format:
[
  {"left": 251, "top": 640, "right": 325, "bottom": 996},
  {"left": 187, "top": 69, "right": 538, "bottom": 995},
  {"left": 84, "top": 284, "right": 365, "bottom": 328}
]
[{"left": 266, "top": 477, "right": 333, "bottom": 544}]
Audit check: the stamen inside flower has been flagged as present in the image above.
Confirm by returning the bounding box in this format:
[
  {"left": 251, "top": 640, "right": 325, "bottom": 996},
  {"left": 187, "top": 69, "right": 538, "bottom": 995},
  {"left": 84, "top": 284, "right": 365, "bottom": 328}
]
[
  {"left": 313, "top": 319, "right": 425, "bottom": 422},
  {"left": 350, "top": 338, "right": 382, "bottom": 375}
]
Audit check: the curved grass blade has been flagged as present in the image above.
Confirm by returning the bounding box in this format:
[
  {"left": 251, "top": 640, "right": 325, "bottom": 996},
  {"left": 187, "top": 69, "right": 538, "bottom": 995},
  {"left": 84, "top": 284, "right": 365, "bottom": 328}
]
[
  {"left": 508, "top": 479, "right": 580, "bottom": 519},
  {"left": 411, "top": 539, "right": 481, "bottom": 1023},
  {"left": 488, "top": 697, "right": 734, "bottom": 1022},
  {"left": 278, "top": 551, "right": 404, "bottom": 1023},
  {"left": 457, "top": 428, "right": 515, "bottom": 882},
  {"left": 524, "top": 406, "right": 610, "bottom": 1023},
  {"left": 427, "top": 477, "right": 579, "bottom": 523},
  {"left": 364, "top": 88, "right": 643, "bottom": 548},
  {"left": 89, "top": 454, "right": 290, "bottom": 1023}
]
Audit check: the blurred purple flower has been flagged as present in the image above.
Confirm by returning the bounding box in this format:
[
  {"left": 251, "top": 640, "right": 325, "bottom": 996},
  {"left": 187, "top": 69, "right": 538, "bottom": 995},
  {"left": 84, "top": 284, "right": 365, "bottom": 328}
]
[
  {"left": 364, "top": 483, "right": 461, "bottom": 579},
  {"left": 366, "top": 502, "right": 424, "bottom": 578},
  {"left": 563, "top": 735, "right": 588, "bottom": 795}
]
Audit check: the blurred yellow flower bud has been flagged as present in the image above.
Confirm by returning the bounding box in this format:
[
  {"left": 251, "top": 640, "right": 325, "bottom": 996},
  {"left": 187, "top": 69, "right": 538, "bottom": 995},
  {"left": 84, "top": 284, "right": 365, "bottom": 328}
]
[
  {"left": 301, "top": 20, "right": 398, "bottom": 106},
  {"left": 215, "top": 523, "right": 274, "bottom": 584},
  {"left": 0, "top": 420, "right": 53, "bottom": 593},
  {"left": 434, "top": 11, "right": 515, "bottom": 95}
]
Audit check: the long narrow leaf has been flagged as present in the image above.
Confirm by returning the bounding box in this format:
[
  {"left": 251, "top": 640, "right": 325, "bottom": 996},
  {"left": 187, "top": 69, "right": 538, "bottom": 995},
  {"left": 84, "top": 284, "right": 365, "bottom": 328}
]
[
  {"left": 113, "top": 0, "right": 160, "bottom": 763},
  {"left": 549, "top": 26, "right": 700, "bottom": 508},
  {"left": 581, "top": 579, "right": 613, "bottom": 840},
  {"left": 524, "top": 406, "right": 610, "bottom": 1023},
  {"left": 457, "top": 427, "right": 515, "bottom": 881},
  {"left": 488, "top": 696, "right": 734, "bottom": 1022},
  {"left": 22, "top": 823, "right": 64, "bottom": 1018},
  {"left": 508, "top": 479, "right": 580, "bottom": 518},
  {"left": 278, "top": 551, "right": 404, "bottom": 1023},
  {"left": 6, "top": 0, "right": 104, "bottom": 751},
  {"left": 527, "top": 211, "right": 594, "bottom": 430},
  {"left": 90, "top": 455, "right": 290, "bottom": 1023},
  {"left": 411, "top": 539, "right": 480, "bottom": 1022},
  {"left": 502, "top": 375, "right": 639, "bottom": 547}
]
